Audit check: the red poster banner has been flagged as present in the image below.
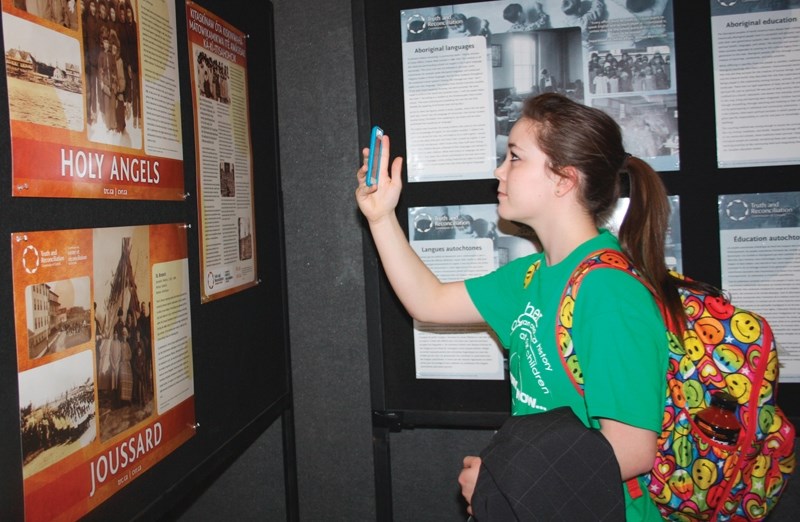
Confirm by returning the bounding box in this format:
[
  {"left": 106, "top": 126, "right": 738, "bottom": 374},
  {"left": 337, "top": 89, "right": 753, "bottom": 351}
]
[
  {"left": 11, "top": 224, "right": 196, "bottom": 521},
  {"left": 185, "top": 1, "right": 258, "bottom": 302}
]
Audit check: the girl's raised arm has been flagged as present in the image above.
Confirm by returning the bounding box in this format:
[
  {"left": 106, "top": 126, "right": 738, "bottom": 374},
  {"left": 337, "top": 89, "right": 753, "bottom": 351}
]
[{"left": 355, "top": 135, "right": 482, "bottom": 324}]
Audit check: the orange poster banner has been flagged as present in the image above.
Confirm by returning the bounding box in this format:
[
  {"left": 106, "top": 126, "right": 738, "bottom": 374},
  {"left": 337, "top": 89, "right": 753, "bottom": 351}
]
[
  {"left": 11, "top": 224, "right": 196, "bottom": 521},
  {"left": 2, "top": 0, "right": 185, "bottom": 200}
]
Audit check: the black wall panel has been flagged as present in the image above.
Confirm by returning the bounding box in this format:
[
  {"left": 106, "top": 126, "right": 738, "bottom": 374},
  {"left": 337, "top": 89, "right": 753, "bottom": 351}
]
[{"left": 358, "top": 0, "right": 800, "bottom": 428}]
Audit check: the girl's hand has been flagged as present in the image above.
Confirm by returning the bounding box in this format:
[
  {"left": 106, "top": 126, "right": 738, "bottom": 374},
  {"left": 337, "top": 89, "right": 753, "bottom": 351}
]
[
  {"left": 458, "top": 455, "right": 482, "bottom": 516},
  {"left": 355, "top": 134, "right": 404, "bottom": 225}
]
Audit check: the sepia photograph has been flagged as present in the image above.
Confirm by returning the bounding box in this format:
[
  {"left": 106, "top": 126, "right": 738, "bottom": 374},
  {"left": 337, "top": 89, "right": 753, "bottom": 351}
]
[
  {"left": 196, "top": 49, "right": 231, "bottom": 104},
  {"left": 93, "top": 226, "right": 154, "bottom": 442},
  {"left": 82, "top": 0, "right": 143, "bottom": 148},
  {"left": 238, "top": 216, "right": 252, "bottom": 261},
  {"left": 19, "top": 350, "right": 96, "bottom": 479},
  {"left": 13, "top": 0, "right": 79, "bottom": 30},
  {"left": 220, "top": 161, "right": 235, "bottom": 197},
  {"left": 3, "top": 12, "right": 83, "bottom": 131},
  {"left": 25, "top": 276, "right": 92, "bottom": 360}
]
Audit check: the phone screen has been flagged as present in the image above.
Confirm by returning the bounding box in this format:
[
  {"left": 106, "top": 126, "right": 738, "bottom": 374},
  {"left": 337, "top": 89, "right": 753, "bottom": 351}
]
[{"left": 366, "top": 126, "right": 383, "bottom": 187}]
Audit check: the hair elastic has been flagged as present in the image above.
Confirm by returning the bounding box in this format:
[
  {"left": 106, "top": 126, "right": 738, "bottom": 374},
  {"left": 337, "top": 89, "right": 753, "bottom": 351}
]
[{"left": 622, "top": 152, "right": 633, "bottom": 170}]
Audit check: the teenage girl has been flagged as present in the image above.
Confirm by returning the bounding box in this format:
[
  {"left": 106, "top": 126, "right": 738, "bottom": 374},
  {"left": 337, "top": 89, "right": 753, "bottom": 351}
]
[{"left": 355, "top": 93, "right": 681, "bottom": 520}]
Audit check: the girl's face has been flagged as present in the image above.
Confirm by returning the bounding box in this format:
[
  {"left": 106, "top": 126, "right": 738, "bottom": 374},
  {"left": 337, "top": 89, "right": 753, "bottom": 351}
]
[{"left": 494, "top": 118, "right": 559, "bottom": 225}]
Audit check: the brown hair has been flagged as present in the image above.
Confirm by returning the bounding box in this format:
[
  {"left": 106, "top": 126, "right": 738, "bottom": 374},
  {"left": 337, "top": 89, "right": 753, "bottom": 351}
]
[{"left": 521, "top": 93, "right": 714, "bottom": 329}]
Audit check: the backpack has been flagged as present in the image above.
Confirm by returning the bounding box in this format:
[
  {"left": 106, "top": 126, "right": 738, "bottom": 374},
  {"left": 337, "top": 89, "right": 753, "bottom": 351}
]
[{"left": 556, "top": 249, "right": 796, "bottom": 521}]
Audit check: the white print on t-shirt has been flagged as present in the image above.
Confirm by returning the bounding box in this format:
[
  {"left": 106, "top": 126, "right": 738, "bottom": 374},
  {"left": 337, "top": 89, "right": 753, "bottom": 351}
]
[
  {"left": 510, "top": 371, "right": 547, "bottom": 412},
  {"left": 511, "top": 302, "right": 552, "bottom": 396}
]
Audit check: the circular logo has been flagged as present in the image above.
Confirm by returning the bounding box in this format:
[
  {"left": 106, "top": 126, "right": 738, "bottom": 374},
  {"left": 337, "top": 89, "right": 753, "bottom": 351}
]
[
  {"left": 22, "top": 245, "right": 40, "bottom": 274},
  {"left": 414, "top": 212, "right": 434, "bottom": 233},
  {"left": 407, "top": 13, "right": 426, "bottom": 35},
  {"left": 726, "top": 199, "right": 749, "bottom": 221},
  {"left": 207, "top": 271, "right": 215, "bottom": 289}
]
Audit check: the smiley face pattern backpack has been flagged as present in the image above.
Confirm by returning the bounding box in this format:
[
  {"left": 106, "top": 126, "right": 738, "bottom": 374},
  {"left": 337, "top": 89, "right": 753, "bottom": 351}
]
[{"left": 556, "top": 249, "right": 796, "bottom": 521}]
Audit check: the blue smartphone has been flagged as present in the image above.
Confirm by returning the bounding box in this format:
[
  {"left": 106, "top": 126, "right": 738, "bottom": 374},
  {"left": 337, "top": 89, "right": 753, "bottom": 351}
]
[{"left": 366, "top": 125, "right": 384, "bottom": 187}]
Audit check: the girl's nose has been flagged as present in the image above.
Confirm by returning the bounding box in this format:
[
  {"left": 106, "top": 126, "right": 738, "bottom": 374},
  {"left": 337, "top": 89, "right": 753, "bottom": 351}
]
[{"left": 494, "top": 158, "right": 507, "bottom": 180}]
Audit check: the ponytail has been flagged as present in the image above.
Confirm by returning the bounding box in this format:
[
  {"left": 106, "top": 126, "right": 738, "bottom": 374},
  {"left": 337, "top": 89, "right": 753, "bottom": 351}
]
[{"left": 618, "top": 157, "right": 722, "bottom": 332}]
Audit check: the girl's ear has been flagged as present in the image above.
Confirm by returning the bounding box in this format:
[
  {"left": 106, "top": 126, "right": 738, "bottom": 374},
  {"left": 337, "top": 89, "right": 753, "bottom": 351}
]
[{"left": 555, "top": 166, "right": 580, "bottom": 195}]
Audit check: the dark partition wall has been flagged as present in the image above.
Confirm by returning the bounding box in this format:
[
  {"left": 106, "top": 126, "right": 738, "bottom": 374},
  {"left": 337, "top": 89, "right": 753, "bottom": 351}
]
[
  {"left": 357, "top": 0, "right": 800, "bottom": 431},
  {"left": 0, "top": 2, "right": 294, "bottom": 520}
]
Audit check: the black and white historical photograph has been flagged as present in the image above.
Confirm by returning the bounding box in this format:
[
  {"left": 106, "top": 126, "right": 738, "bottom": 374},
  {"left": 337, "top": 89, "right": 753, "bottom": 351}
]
[
  {"left": 93, "top": 226, "right": 154, "bottom": 442},
  {"left": 19, "top": 350, "right": 97, "bottom": 478},
  {"left": 409, "top": 204, "right": 538, "bottom": 268},
  {"left": 711, "top": 0, "right": 800, "bottom": 16},
  {"left": 592, "top": 93, "right": 679, "bottom": 159},
  {"left": 586, "top": 45, "right": 671, "bottom": 95},
  {"left": 403, "top": 1, "right": 673, "bottom": 45},
  {"left": 25, "top": 276, "right": 92, "bottom": 360},
  {"left": 491, "top": 26, "right": 582, "bottom": 165}
]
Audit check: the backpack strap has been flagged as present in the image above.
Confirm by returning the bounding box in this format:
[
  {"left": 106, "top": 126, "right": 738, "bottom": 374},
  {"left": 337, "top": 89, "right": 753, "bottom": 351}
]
[{"left": 556, "top": 248, "right": 659, "bottom": 395}]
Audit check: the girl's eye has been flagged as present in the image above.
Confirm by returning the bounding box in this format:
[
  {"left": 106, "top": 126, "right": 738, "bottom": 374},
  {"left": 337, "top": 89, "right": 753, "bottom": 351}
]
[{"left": 509, "top": 152, "right": 520, "bottom": 161}]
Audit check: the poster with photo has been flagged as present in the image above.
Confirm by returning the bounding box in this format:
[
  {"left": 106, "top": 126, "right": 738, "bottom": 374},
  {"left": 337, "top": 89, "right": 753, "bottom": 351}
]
[
  {"left": 2, "top": 0, "right": 184, "bottom": 200},
  {"left": 719, "top": 192, "right": 800, "bottom": 382},
  {"left": 185, "top": 1, "right": 257, "bottom": 302},
  {"left": 11, "top": 223, "right": 195, "bottom": 521},
  {"left": 710, "top": 0, "right": 800, "bottom": 168},
  {"left": 408, "top": 203, "right": 538, "bottom": 379},
  {"left": 400, "top": 0, "right": 678, "bottom": 183}
]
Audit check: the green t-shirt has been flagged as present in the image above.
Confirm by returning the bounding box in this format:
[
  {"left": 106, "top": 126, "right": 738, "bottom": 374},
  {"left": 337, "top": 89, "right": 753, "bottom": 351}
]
[{"left": 465, "top": 230, "right": 667, "bottom": 521}]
